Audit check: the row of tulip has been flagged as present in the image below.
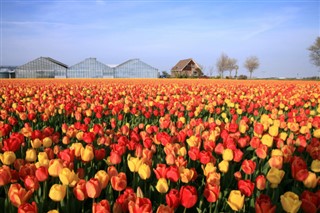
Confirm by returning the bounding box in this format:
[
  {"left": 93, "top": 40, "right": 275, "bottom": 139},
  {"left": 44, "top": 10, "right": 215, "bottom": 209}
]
[{"left": 0, "top": 79, "right": 319, "bottom": 213}]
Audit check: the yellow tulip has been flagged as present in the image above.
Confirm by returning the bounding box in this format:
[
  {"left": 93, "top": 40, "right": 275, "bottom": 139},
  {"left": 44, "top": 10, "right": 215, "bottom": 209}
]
[
  {"left": 81, "top": 145, "right": 94, "bottom": 162},
  {"left": 94, "top": 170, "right": 110, "bottom": 189},
  {"left": 42, "top": 137, "right": 53, "bottom": 148},
  {"left": 127, "top": 155, "right": 143, "bottom": 172},
  {"left": 314, "top": 129, "right": 320, "bottom": 138},
  {"left": 37, "top": 152, "right": 49, "bottom": 167},
  {"left": 227, "top": 190, "right": 244, "bottom": 211},
  {"left": 311, "top": 159, "right": 320, "bottom": 173},
  {"left": 59, "top": 167, "right": 79, "bottom": 187},
  {"left": 48, "top": 159, "right": 64, "bottom": 177},
  {"left": 218, "top": 160, "right": 229, "bottom": 173},
  {"left": 70, "top": 142, "right": 83, "bottom": 157},
  {"left": 179, "top": 167, "right": 194, "bottom": 183},
  {"left": 202, "top": 162, "right": 217, "bottom": 177},
  {"left": 0, "top": 151, "right": 16, "bottom": 165},
  {"left": 49, "top": 184, "right": 66, "bottom": 202},
  {"left": 268, "top": 125, "right": 279, "bottom": 137},
  {"left": 266, "top": 167, "right": 285, "bottom": 188},
  {"left": 303, "top": 172, "right": 318, "bottom": 189},
  {"left": 155, "top": 178, "right": 169, "bottom": 194},
  {"left": 222, "top": 149, "right": 233, "bottom": 161},
  {"left": 280, "top": 191, "right": 301, "bottom": 213},
  {"left": 138, "top": 163, "right": 151, "bottom": 180},
  {"left": 25, "top": 148, "right": 37, "bottom": 162},
  {"left": 261, "top": 134, "right": 273, "bottom": 148}
]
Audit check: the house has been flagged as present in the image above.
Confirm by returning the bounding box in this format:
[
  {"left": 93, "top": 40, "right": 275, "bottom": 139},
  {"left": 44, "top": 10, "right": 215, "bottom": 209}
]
[
  {"left": 171, "top": 58, "right": 203, "bottom": 78},
  {"left": 15, "top": 57, "right": 68, "bottom": 78},
  {"left": 67, "top": 58, "right": 113, "bottom": 78},
  {"left": 114, "top": 59, "right": 159, "bottom": 78}
]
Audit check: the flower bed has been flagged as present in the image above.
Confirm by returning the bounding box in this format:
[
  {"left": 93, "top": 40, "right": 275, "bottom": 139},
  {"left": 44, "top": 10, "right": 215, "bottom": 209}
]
[{"left": 0, "top": 79, "right": 319, "bottom": 213}]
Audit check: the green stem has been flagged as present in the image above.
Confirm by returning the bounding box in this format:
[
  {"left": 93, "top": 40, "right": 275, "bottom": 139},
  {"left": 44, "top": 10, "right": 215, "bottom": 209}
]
[
  {"left": 183, "top": 207, "right": 187, "bottom": 213},
  {"left": 209, "top": 202, "right": 213, "bottom": 213}
]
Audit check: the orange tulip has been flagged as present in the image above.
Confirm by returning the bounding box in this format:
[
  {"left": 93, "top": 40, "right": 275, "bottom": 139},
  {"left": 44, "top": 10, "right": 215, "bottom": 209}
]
[{"left": 111, "top": 172, "right": 127, "bottom": 191}]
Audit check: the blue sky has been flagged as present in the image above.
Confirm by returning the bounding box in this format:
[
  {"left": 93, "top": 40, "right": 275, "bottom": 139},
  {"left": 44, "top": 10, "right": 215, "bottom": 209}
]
[{"left": 1, "top": 0, "right": 319, "bottom": 78}]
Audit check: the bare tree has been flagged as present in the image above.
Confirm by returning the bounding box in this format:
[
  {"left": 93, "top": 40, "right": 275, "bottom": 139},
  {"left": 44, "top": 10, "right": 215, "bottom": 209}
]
[
  {"left": 216, "top": 53, "right": 230, "bottom": 78},
  {"left": 244, "top": 56, "right": 259, "bottom": 79},
  {"left": 308, "top": 37, "right": 320, "bottom": 77},
  {"left": 227, "top": 58, "right": 237, "bottom": 78}
]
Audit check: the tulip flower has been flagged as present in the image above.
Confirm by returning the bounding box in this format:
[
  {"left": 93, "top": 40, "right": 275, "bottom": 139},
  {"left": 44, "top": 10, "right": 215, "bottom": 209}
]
[
  {"left": 241, "top": 159, "right": 256, "bottom": 175},
  {"left": 81, "top": 145, "right": 94, "bottom": 162},
  {"left": 204, "top": 183, "right": 220, "bottom": 202},
  {"left": 179, "top": 185, "right": 198, "bottom": 209},
  {"left": 310, "top": 159, "right": 320, "bottom": 173},
  {"left": 218, "top": 160, "right": 229, "bottom": 173},
  {"left": 111, "top": 172, "right": 127, "bottom": 191},
  {"left": 156, "top": 204, "right": 174, "bottom": 213},
  {"left": 73, "top": 179, "right": 87, "bottom": 201},
  {"left": 266, "top": 167, "right": 285, "bottom": 188},
  {"left": 93, "top": 199, "right": 110, "bottom": 213},
  {"left": 86, "top": 178, "right": 102, "bottom": 198},
  {"left": 48, "top": 159, "right": 64, "bottom": 177},
  {"left": 155, "top": 178, "right": 169, "bottom": 194},
  {"left": 128, "top": 197, "right": 152, "bottom": 213},
  {"left": 256, "top": 175, "right": 266, "bottom": 191},
  {"left": 18, "top": 201, "right": 38, "bottom": 213},
  {"left": 303, "top": 172, "right": 319, "bottom": 189},
  {"left": 8, "top": 183, "right": 33, "bottom": 207},
  {"left": 166, "top": 188, "right": 180, "bottom": 209},
  {"left": 59, "top": 167, "right": 79, "bottom": 187},
  {"left": 227, "top": 190, "right": 245, "bottom": 211},
  {"left": 49, "top": 184, "right": 66, "bottom": 202},
  {"left": 280, "top": 191, "right": 302, "bottom": 213},
  {"left": 0, "top": 151, "right": 16, "bottom": 165},
  {"left": 94, "top": 170, "right": 110, "bottom": 189},
  {"left": 255, "top": 194, "right": 276, "bottom": 213},
  {"left": 0, "top": 165, "right": 11, "bottom": 186},
  {"left": 138, "top": 163, "right": 151, "bottom": 180}
]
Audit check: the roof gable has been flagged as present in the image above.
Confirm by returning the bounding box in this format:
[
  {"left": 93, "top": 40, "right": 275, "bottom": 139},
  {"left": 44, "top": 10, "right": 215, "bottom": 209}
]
[
  {"left": 171, "top": 58, "right": 201, "bottom": 71},
  {"left": 16, "top": 57, "right": 68, "bottom": 70},
  {"left": 116, "top": 59, "right": 158, "bottom": 71},
  {"left": 68, "top": 58, "right": 112, "bottom": 70}
]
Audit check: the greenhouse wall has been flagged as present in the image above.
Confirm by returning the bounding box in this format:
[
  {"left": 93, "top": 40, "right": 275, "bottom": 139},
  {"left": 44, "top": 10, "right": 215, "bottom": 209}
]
[
  {"left": 114, "top": 59, "right": 159, "bottom": 78},
  {"left": 67, "top": 58, "right": 113, "bottom": 78},
  {"left": 15, "top": 57, "right": 67, "bottom": 78}
]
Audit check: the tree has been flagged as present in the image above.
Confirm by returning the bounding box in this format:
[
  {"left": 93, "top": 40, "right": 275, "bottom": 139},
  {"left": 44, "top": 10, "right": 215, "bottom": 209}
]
[
  {"left": 161, "top": 71, "right": 170, "bottom": 78},
  {"left": 227, "top": 58, "right": 238, "bottom": 78},
  {"left": 244, "top": 56, "right": 259, "bottom": 79},
  {"left": 216, "top": 53, "right": 230, "bottom": 78},
  {"left": 308, "top": 37, "right": 320, "bottom": 70}
]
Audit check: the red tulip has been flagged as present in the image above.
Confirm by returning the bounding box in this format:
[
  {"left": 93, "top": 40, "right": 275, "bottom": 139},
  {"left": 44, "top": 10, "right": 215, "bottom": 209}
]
[
  {"left": 166, "top": 189, "right": 180, "bottom": 209},
  {"left": 93, "top": 199, "right": 110, "bottom": 213},
  {"left": 241, "top": 159, "right": 256, "bottom": 175},
  {"left": 255, "top": 194, "right": 276, "bottom": 213},
  {"left": 179, "top": 185, "right": 198, "bottom": 208},
  {"left": 204, "top": 183, "right": 220, "bottom": 202},
  {"left": 238, "top": 180, "right": 255, "bottom": 197}
]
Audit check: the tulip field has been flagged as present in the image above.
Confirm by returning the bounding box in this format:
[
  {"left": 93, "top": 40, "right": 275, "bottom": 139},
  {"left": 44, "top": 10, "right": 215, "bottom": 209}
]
[{"left": 0, "top": 78, "right": 320, "bottom": 213}]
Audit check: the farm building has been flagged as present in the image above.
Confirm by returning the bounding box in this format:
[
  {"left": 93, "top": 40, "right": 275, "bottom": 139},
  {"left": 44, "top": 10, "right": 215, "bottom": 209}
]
[
  {"left": 67, "top": 58, "right": 114, "bottom": 78},
  {"left": 0, "top": 66, "right": 16, "bottom": 78},
  {"left": 114, "top": 59, "right": 159, "bottom": 78},
  {"left": 171, "top": 58, "right": 203, "bottom": 78},
  {"left": 15, "top": 57, "right": 68, "bottom": 78},
  {"left": 12, "top": 57, "right": 159, "bottom": 78}
]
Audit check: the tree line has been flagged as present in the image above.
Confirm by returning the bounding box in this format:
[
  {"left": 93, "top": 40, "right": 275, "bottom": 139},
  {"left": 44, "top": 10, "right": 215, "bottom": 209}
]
[{"left": 215, "top": 54, "right": 259, "bottom": 79}]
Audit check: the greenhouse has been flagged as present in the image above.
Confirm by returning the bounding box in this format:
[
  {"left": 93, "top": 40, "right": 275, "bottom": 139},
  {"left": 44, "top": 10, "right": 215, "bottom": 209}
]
[
  {"left": 114, "top": 59, "right": 159, "bottom": 78},
  {"left": 67, "top": 58, "right": 114, "bottom": 78},
  {"left": 15, "top": 57, "right": 67, "bottom": 78}
]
